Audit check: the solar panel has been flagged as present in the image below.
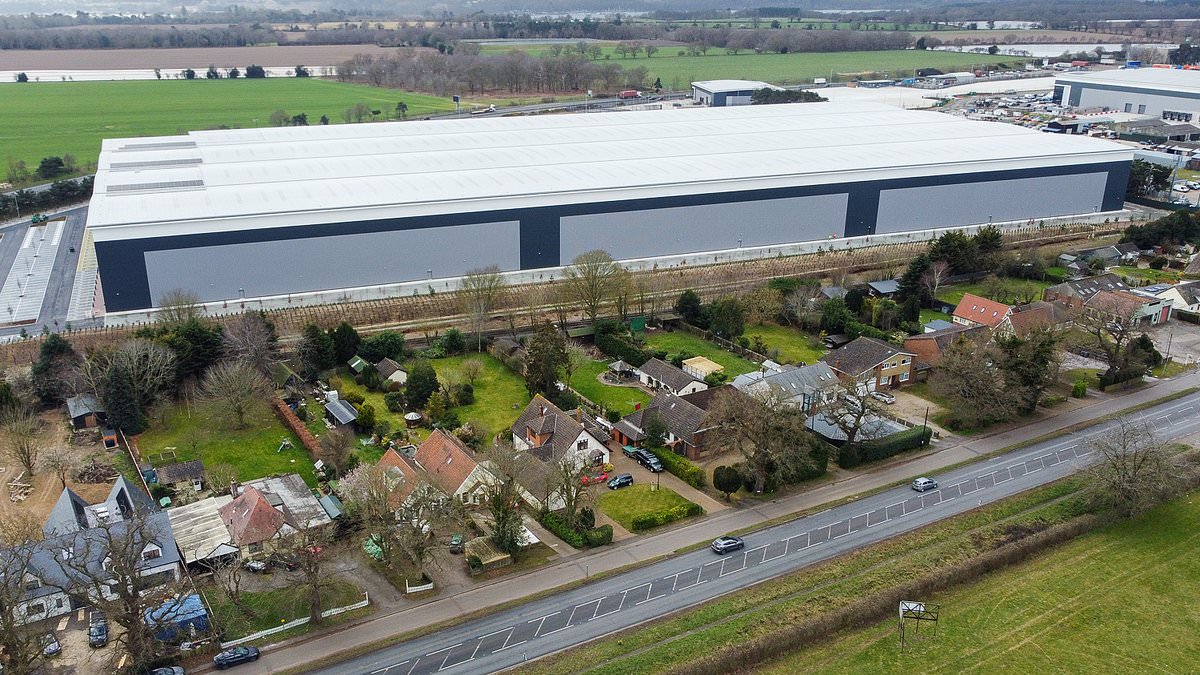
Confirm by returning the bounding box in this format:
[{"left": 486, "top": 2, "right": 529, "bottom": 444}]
[
  {"left": 109, "top": 158, "right": 203, "bottom": 170},
  {"left": 106, "top": 180, "right": 205, "bottom": 193},
  {"left": 115, "top": 141, "right": 197, "bottom": 152}
]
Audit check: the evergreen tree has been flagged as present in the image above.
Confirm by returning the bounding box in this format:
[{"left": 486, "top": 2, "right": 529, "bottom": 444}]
[
  {"left": 705, "top": 297, "right": 745, "bottom": 339},
  {"left": 298, "top": 324, "right": 335, "bottom": 379},
  {"left": 675, "top": 290, "right": 705, "bottom": 326},
  {"left": 103, "top": 366, "right": 146, "bottom": 434},
  {"left": 523, "top": 322, "right": 567, "bottom": 397},
  {"left": 329, "top": 321, "right": 361, "bottom": 363},
  {"left": 897, "top": 253, "right": 931, "bottom": 304},
  {"left": 405, "top": 360, "right": 440, "bottom": 410},
  {"left": 32, "top": 333, "right": 78, "bottom": 405}
]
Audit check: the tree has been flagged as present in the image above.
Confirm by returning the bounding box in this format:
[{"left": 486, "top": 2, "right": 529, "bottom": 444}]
[
  {"left": 295, "top": 65, "right": 310, "bottom": 77},
  {"left": 482, "top": 450, "right": 524, "bottom": 555},
  {"left": 395, "top": 101, "right": 408, "bottom": 119},
  {"left": 750, "top": 88, "right": 827, "bottom": 104},
  {"left": 222, "top": 311, "right": 279, "bottom": 375},
  {"left": 244, "top": 64, "right": 266, "bottom": 78},
  {"left": 0, "top": 514, "right": 52, "bottom": 675},
  {"left": 742, "top": 287, "right": 784, "bottom": 325},
  {"left": 31, "top": 332, "right": 79, "bottom": 405},
  {"left": 1086, "top": 419, "right": 1183, "bottom": 517},
  {"left": 36, "top": 156, "right": 65, "bottom": 179},
  {"left": 269, "top": 108, "right": 291, "bottom": 127},
  {"left": 523, "top": 322, "right": 567, "bottom": 397},
  {"left": 157, "top": 288, "right": 203, "bottom": 328},
  {"left": 359, "top": 330, "right": 405, "bottom": 363},
  {"left": 2, "top": 407, "right": 41, "bottom": 476},
  {"left": 405, "top": 360, "right": 440, "bottom": 410},
  {"left": 40, "top": 445, "right": 79, "bottom": 489},
  {"left": 563, "top": 341, "right": 589, "bottom": 391},
  {"left": 644, "top": 410, "right": 667, "bottom": 450},
  {"left": 1074, "top": 295, "right": 1148, "bottom": 383},
  {"left": 319, "top": 114, "right": 330, "bottom": 125},
  {"left": 228, "top": 67, "right": 241, "bottom": 79},
  {"left": 897, "top": 254, "right": 931, "bottom": 305},
  {"left": 298, "top": 324, "right": 336, "bottom": 379},
  {"left": 675, "top": 289, "right": 705, "bottom": 326},
  {"left": 550, "top": 455, "right": 590, "bottom": 529},
  {"left": 15, "top": 71, "right": 28, "bottom": 82},
  {"left": 182, "top": 68, "right": 196, "bottom": 80},
  {"left": 713, "top": 465, "right": 741, "bottom": 500},
  {"left": 200, "top": 361, "right": 272, "bottom": 429},
  {"left": 821, "top": 297, "right": 853, "bottom": 334},
  {"left": 920, "top": 260, "right": 951, "bottom": 306},
  {"left": 929, "top": 336, "right": 1020, "bottom": 429},
  {"left": 209, "top": 556, "right": 253, "bottom": 616},
  {"left": 205, "top": 462, "right": 238, "bottom": 496},
  {"left": 329, "top": 321, "right": 361, "bottom": 363},
  {"left": 206, "top": 64, "right": 220, "bottom": 79},
  {"left": 995, "top": 329, "right": 1061, "bottom": 414},
  {"left": 706, "top": 296, "right": 745, "bottom": 339},
  {"left": 318, "top": 427, "right": 355, "bottom": 477},
  {"left": 461, "top": 358, "right": 483, "bottom": 387},
  {"left": 291, "top": 113, "right": 309, "bottom": 126},
  {"left": 285, "top": 523, "right": 337, "bottom": 624},
  {"left": 441, "top": 328, "right": 466, "bottom": 355},
  {"left": 460, "top": 266, "right": 506, "bottom": 352},
  {"left": 564, "top": 250, "right": 623, "bottom": 324},
  {"left": 707, "top": 389, "right": 821, "bottom": 493}
]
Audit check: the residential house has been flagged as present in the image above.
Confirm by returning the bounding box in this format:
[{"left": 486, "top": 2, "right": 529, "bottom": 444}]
[
  {"left": 1043, "top": 274, "right": 1130, "bottom": 309},
  {"left": 1184, "top": 254, "right": 1200, "bottom": 278},
  {"left": 903, "top": 325, "right": 990, "bottom": 375},
  {"left": 155, "top": 460, "right": 206, "bottom": 495},
  {"left": 66, "top": 394, "right": 107, "bottom": 430},
  {"left": 1057, "top": 243, "right": 1139, "bottom": 274},
  {"left": 44, "top": 476, "right": 156, "bottom": 538},
  {"left": 413, "top": 430, "right": 496, "bottom": 505},
  {"left": 612, "top": 389, "right": 724, "bottom": 460},
  {"left": 681, "top": 356, "right": 724, "bottom": 381},
  {"left": 923, "top": 318, "right": 955, "bottom": 333},
  {"left": 866, "top": 279, "right": 900, "bottom": 298},
  {"left": 951, "top": 293, "right": 1013, "bottom": 329},
  {"left": 376, "top": 446, "right": 440, "bottom": 509},
  {"left": 995, "top": 300, "right": 1074, "bottom": 338},
  {"left": 1086, "top": 288, "right": 1172, "bottom": 326},
  {"left": 325, "top": 399, "right": 359, "bottom": 428},
  {"left": 805, "top": 411, "right": 907, "bottom": 446},
  {"left": 219, "top": 486, "right": 298, "bottom": 559},
  {"left": 819, "top": 337, "right": 915, "bottom": 391},
  {"left": 244, "top": 474, "right": 333, "bottom": 529},
  {"left": 635, "top": 358, "right": 707, "bottom": 396},
  {"left": 1155, "top": 280, "right": 1200, "bottom": 312},
  {"left": 731, "top": 362, "right": 841, "bottom": 412},
  {"left": 376, "top": 357, "right": 408, "bottom": 385},
  {"left": 512, "top": 395, "right": 610, "bottom": 467}
]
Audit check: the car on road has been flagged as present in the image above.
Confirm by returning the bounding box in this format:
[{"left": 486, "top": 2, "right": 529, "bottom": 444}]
[
  {"left": 243, "top": 559, "right": 269, "bottom": 573},
  {"left": 911, "top": 477, "right": 939, "bottom": 492},
  {"left": 449, "top": 534, "right": 464, "bottom": 554},
  {"left": 1171, "top": 198, "right": 1192, "bottom": 206},
  {"left": 41, "top": 632, "right": 61, "bottom": 657},
  {"left": 31, "top": 213, "right": 48, "bottom": 224},
  {"left": 607, "top": 473, "right": 634, "bottom": 490},
  {"left": 710, "top": 536, "right": 745, "bottom": 554},
  {"left": 870, "top": 390, "right": 896, "bottom": 404},
  {"left": 213, "top": 646, "right": 260, "bottom": 670},
  {"left": 150, "top": 668, "right": 186, "bottom": 675},
  {"left": 632, "top": 449, "right": 664, "bottom": 473}
]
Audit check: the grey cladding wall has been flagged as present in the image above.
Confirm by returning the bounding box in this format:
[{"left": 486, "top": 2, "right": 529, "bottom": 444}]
[
  {"left": 559, "top": 194, "right": 848, "bottom": 261},
  {"left": 875, "top": 172, "right": 1109, "bottom": 234},
  {"left": 144, "top": 220, "right": 520, "bottom": 304}
]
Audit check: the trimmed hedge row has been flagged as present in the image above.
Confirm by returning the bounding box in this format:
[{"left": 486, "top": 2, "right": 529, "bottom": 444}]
[
  {"left": 585, "top": 524, "right": 613, "bottom": 547},
  {"left": 630, "top": 501, "right": 704, "bottom": 532},
  {"left": 837, "top": 426, "right": 932, "bottom": 469},
  {"left": 648, "top": 447, "right": 706, "bottom": 488},
  {"left": 540, "top": 512, "right": 613, "bottom": 548}
]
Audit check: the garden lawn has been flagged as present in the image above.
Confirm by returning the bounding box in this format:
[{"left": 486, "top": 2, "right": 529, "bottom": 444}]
[
  {"left": 758, "top": 492, "right": 1200, "bottom": 674},
  {"left": 936, "top": 278, "right": 1052, "bottom": 307},
  {"left": 431, "top": 353, "right": 530, "bottom": 436},
  {"left": 642, "top": 331, "right": 759, "bottom": 377},
  {"left": 204, "top": 579, "right": 363, "bottom": 639},
  {"left": 743, "top": 323, "right": 826, "bottom": 365},
  {"left": 598, "top": 484, "right": 698, "bottom": 531},
  {"left": 918, "top": 309, "right": 951, "bottom": 327},
  {"left": 1115, "top": 265, "right": 1179, "bottom": 283},
  {"left": 137, "top": 402, "right": 317, "bottom": 486},
  {"left": 569, "top": 359, "right": 650, "bottom": 416}
]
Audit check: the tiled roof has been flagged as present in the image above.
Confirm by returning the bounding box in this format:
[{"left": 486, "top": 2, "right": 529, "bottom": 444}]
[
  {"left": 414, "top": 430, "right": 479, "bottom": 495},
  {"left": 952, "top": 293, "right": 1012, "bottom": 328},
  {"left": 43, "top": 488, "right": 90, "bottom": 538},
  {"left": 376, "top": 357, "right": 405, "bottom": 379},
  {"left": 1047, "top": 273, "right": 1129, "bottom": 301},
  {"left": 623, "top": 391, "right": 708, "bottom": 441},
  {"left": 734, "top": 364, "right": 839, "bottom": 402},
  {"left": 219, "top": 486, "right": 291, "bottom": 547},
  {"left": 377, "top": 447, "right": 423, "bottom": 505},
  {"left": 868, "top": 279, "right": 900, "bottom": 295},
  {"left": 66, "top": 394, "right": 105, "bottom": 419},
  {"left": 156, "top": 459, "right": 205, "bottom": 485},
  {"left": 1006, "top": 301, "right": 1072, "bottom": 336},
  {"left": 819, "top": 337, "right": 912, "bottom": 378},
  {"left": 513, "top": 394, "right": 598, "bottom": 464},
  {"left": 637, "top": 358, "right": 699, "bottom": 393}
]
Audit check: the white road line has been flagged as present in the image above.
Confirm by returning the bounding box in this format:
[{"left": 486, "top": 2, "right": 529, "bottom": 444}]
[
  {"left": 476, "top": 626, "right": 512, "bottom": 641},
  {"left": 494, "top": 639, "right": 527, "bottom": 652},
  {"left": 424, "top": 643, "right": 462, "bottom": 657},
  {"left": 370, "top": 660, "right": 409, "bottom": 674},
  {"left": 530, "top": 615, "right": 550, "bottom": 638}
]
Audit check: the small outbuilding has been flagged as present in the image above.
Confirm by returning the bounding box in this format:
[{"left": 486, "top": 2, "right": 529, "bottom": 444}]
[
  {"left": 155, "top": 459, "right": 206, "bottom": 494},
  {"left": 681, "top": 356, "right": 724, "bottom": 381},
  {"left": 347, "top": 355, "right": 370, "bottom": 374},
  {"left": 376, "top": 357, "right": 408, "bottom": 385},
  {"left": 325, "top": 399, "right": 359, "bottom": 428},
  {"left": 691, "top": 79, "right": 781, "bottom": 106},
  {"left": 66, "top": 394, "right": 107, "bottom": 430}
]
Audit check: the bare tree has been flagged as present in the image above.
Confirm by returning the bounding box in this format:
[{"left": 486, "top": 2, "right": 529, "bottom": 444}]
[
  {"left": 819, "top": 388, "right": 890, "bottom": 449},
  {"left": 706, "top": 389, "right": 818, "bottom": 493},
  {"left": 563, "top": 341, "right": 590, "bottom": 390},
  {"left": 461, "top": 358, "right": 483, "bottom": 387},
  {"left": 318, "top": 427, "right": 355, "bottom": 477},
  {"left": 209, "top": 558, "right": 254, "bottom": 617},
  {"left": 285, "top": 522, "right": 338, "bottom": 624},
  {"left": 563, "top": 250, "right": 623, "bottom": 325},
  {"left": 157, "top": 288, "right": 204, "bottom": 327},
  {"left": 1074, "top": 294, "right": 1148, "bottom": 381},
  {"left": 460, "top": 266, "right": 506, "bottom": 352},
  {"left": 785, "top": 284, "right": 824, "bottom": 331},
  {"left": 929, "top": 336, "right": 1020, "bottom": 430},
  {"left": 84, "top": 339, "right": 177, "bottom": 415},
  {"left": 1086, "top": 419, "right": 1183, "bottom": 517},
  {"left": 222, "top": 311, "right": 280, "bottom": 375},
  {"left": 551, "top": 454, "right": 590, "bottom": 529},
  {"left": 205, "top": 462, "right": 238, "bottom": 496},
  {"left": 39, "top": 445, "right": 80, "bottom": 488},
  {"left": 199, "top": 361, "right": 272, "bottom": 429},
  {"left": 920, "top": 260, "right": 950, "bottom": 305},
  {"left": 0, "top": 513, "right": 50, "bottom": 675},
  {"left": 2, "top": 407, "right": 41, "bottom": 476}
]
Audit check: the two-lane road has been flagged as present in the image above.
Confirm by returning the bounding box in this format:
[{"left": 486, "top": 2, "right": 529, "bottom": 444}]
[{"left": 304, "top": 392, "right": 1200, "bottom": 675}]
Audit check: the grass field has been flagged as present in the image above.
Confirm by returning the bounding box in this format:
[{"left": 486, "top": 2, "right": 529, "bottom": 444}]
[
  {"left": 205, "top": 579, "right": 363, "bottom": 639},
  {"left": 569, "top": 359, "right": 650, "bottom": 415},
  {"left": 757, "top": 491, "right": 1200, "bottom": 674},
  {"left": 431, "top": 353, "right": 529, "bottom": 436},
  {"left": 2, "top": 78, "right": 457, "bottom": 170},
  {"left": 598, "top": 484, "right": 698, "bottom": 531},
  {"left": 936, "top": 277, "right": 1052, "bottom": 307},
  {"left": 743, "top": 323, "right": 826, "bottom": 365},
  {"left": 642, "top": 330, "right": 759, "bottom": 377},
  {"left": 137, "top": 401, "right": 317, "bottom": 486},
  {"left": 472, "top": 47, "right": 1017, "bottom": 88}
]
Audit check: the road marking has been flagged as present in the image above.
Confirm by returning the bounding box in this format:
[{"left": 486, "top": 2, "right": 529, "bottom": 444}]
[
  {"left": 530, "top": 615, "right": 550, "bottom": 637},
  {"left": 494, "top": 639, "right": 527, "bottom": 652},
  {"left": 370, "top": 660, "right": 409, "bottom": 674},
  {"left": 476, "top": 627, "right": 512, "bottom": 641},
  {"left": 424, "top": 643, "right": 462, "bottom": 657}
]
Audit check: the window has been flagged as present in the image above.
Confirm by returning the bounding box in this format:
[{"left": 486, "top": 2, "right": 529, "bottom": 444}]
[
  {"left": 901, "top": 358, "right": 910, "bottom": 365},
  {"left": 23, "top": 577, "right": 40, "bottom": 591},
  {"left": 1137, "top": 104, "right": 1147, "bottom": 114},
  {"left": 248, "top": 542, "right": 263, "bottom": 554},
  {"left": 1124, "top": 103, "right": 1132, "bottom": 113},
  {"left": 1163, "top": 110, "right": 1194, "bottom": 122},
  {"left": 900, "top": 371, "right": 910, "bottom": 382},
  {"left": 26, "top": 603, "right": 44, "bottom": 617},
  {"left": 142, "top": 547, "right": 161, "bottom": 561}
]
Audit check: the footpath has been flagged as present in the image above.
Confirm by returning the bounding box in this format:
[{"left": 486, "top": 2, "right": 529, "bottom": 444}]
[{"left": 225, "top": 372, "right": 1200, "bottom": 674}]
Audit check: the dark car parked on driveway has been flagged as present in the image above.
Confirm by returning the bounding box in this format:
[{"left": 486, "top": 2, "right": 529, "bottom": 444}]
[
  {"left": 607, "top": 473, "right": 634, "bottom": 490},
  {"left": 213, "top": 646, "right": 260, "bottom": 669},
  {"left": 632, "top": 449, "right": 664, "bottom": 473}
]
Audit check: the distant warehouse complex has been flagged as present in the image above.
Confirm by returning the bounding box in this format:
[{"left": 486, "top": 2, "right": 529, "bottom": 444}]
[
  {"left": 1056, "top": 68, "right": 1200, "bottom": 122},
  {"left": 86, "top": 101, "right": 1132, "bottom": 315}
]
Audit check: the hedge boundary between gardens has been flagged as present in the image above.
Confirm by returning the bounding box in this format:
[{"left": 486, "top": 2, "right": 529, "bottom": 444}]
[
  {"left": 837, "top": 426, "right": 932, "bottom": 469},
  {"left": 630, "top": 501, "right": 704, "bottom": 532},
  {"left": 272, "top": 399, "right": 320, "bottom": 460},
  {"left": 648, "top": 447, "right": 706, "bottom": 488},
  {"left": 541, "top": 512, "right": 612, "bottom": 549}
]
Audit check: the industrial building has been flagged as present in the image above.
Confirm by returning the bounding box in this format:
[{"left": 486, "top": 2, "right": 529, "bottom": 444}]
[
  {"left": 1056, "top": 68, "right": 1200, "bottom": 123},
  {"left": 86, "top": 101, "right": 1132, "bottom": 315},
  {"left": 690, "top": 80, "right": 780, "bottom": 106}
]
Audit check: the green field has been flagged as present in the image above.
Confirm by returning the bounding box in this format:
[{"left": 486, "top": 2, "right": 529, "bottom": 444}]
[
  {"left": 642, "top": 330, "right": 759, "bottom": 377},
  {"left": 936, "top": 277, "right": 1052, "bottom": 307},
  {"left": 205, "top": 579, "right": 362, "bottom": 639},
  {"left": 569, "top": 359, "right": 650, "bottom": 416},
  {"left": 743, "top": 323, "right": 826, "bottom": 365},
  {"left": 598, "top": 484, "right": 698, "bottom": 531},
  {"left": 2, "top": 78, "right": 457, "bottom": 171},
  {"left": 758, "top": 492, "right": 1200, "bottom": 674},
  {"left": 472, "top": 48, "right": 1019, "bottom": 89}
]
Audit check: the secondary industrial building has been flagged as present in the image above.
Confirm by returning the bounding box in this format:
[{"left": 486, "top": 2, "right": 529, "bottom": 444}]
[
  {"left": 85, "top": 101, "right": 1132, "bottom": 315},
  {"left": 690, "top": 80, "right": 780, "bottom": 106},
  {"left": 1056, "top": 68, "right": 1200, "bottom": 123}
]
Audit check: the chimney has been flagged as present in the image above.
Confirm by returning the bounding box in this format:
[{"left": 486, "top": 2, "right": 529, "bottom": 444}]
[
  {"left": 540, "top": 405, "right": 547, "bottom": 417},
  {"left": 230, "top": 479, "right": 239, "bottom": 498}
]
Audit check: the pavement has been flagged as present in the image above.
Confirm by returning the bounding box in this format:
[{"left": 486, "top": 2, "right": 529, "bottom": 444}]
[{"left": 217, "top": 370, "right": 1200, "bottom": 675}]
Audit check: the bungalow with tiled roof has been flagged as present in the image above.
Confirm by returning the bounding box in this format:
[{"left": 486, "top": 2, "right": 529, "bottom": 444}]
[
  {"left": 819, "top": 337, "right": 915, "bottom": 392},
  {"left": 903, "top": 325, "right": 990, "bottom": 373},
  {"left": 413, "top": 430, "right": 496, "bottom": 505},
  {"left": 951, "top": 293, "right": 1013, "bottom": 329},
  {"left": 995, "top": 300, "right": 1074, "bottom": 338},
  {"left": 635, "top": 358, "right": 707, "bottom": 396},
  {"left": 612, "top": 389, "right": 724, "bottom": 460},
  {"left": 218, "top": 486, "right": 298, "bottom": 558}
]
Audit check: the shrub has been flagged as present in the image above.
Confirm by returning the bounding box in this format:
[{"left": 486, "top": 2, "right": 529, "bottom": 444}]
[
  {"left": 541, "top": 511, "right": 585, "bottom": 548},
  {"left": 585, "top": 524, "right": 613, "bottom": 547},
  {"left": 606, "top": 410, "right": 621, "bottom": 423},
  {"left": 837, "top": 426, "right": 931, "bottom": 469},
  {"left": 595, "top": 325, "right": 650, "bottom": 365},
  {"left": 713, "top": 465, "right": 742, "bottom": 499},
  {"left": 579, "top": 506, "right": 596, "bottom": 530},
  {"left": 384, "top": 391, "right": 405, "bottom": 412},
  {"left": 630, "top": 502, "right": 704, "bottom": 531},
  {"left": 344, "top": 391, "right": 365, "bottom": 406},
  {"left": 1072, "top": 378, "right": 1089, "bottom": 398},
  {"left": 648, "top": 447, "right": 706, "bottom": 488},
  {"left": 453, "top": 383, "right": 475, "bottom": 406}
]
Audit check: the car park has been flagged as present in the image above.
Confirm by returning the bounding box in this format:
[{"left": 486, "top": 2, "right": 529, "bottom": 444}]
[
  {"left": 710, "top": 536, "right": 745, "bottom": 554},
  {"left": 911, "top": 477, "right": 939, "bottom": 492},
  {"left": 607, "top": 473, "right": 634, "bottom": 490},
  {"left": 213, "top": 646, "right": 260, "bottom": 669},
  {"left": 632, "top": 449, "right": 664, "bottom": 473},
  {"left": 449, "top": 534, "right": 464, "bottom": 554},
  {"left": 41, "top": 632, "right": 61, "bottom": 657},
  {"left": 870, "top": 390, "right": 896, "bottom": 404}
]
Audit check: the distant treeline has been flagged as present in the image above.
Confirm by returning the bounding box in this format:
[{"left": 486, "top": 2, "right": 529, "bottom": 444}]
[{"left": 1, "top": 178, "right": 93, "bottom": 220}]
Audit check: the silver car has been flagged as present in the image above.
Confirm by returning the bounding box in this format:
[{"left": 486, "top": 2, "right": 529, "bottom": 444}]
[{"left": 911, "top": 477, "right": 939, "bottom": 492}]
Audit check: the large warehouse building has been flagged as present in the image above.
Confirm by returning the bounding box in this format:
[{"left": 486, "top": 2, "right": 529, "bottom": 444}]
[
  {"left": 1056, "top": 68, "right": 1200, "bottom": 122},
  {"left": 86, "top": 101, "right": 1132, "bottom": 315}
]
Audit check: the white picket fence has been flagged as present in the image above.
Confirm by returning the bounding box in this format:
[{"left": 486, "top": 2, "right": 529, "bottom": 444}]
[{"left": 219, "top": 593, "right": 369, "bottom": 648}]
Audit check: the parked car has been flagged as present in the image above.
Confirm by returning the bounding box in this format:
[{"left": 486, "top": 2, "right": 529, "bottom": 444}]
[
  {"left": 87, "top": 618, "right": 109, "bottom": 648},
  {"left": 213, "top": 646, "right": 260, "bottom": 670},
  {"left": 1189, "top": 181, "right": 1200, "bottom": 190},
  {"left": 1174, "top": 183, "right": 1190, "bottom": 192},
  {"left": 268, "top": 553, "right": 299, "bottom": 571},
  {"left": 710, "top": 536, "right": 745, "bottom": 554},
  {"left": 449, "top": 534, "right": 464, "bottom": 554},
  {"left": 580, "top": 471, "right": 609, "bottom": 485},
  {"left": 632, "top": 449, "right": 664, "bottom": 473},
  {"left": 243, "top": 559, "right": 269, "bottom": 573},
  {"left": 911, "top": 477, "right": 939, "bottom": 492},
  {"left": 607, "top": 473, "right": 634, "bottom": 490},
  {"left": 870, "top": 390, "right": 896, "bottom": 405},
  {"left": 622, "top": 445, "right": 640, "bottom": 458},
  {"left": 149, "top": 668, "right": 186, "bottom": 675},
  {"left": 41, "top": 632, "right": 61, "bottom": 657}
]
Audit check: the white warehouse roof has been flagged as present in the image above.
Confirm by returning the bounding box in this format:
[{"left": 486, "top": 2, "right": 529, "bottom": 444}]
[
  {"left": 1056, "top": 68, "right": 1200, "bottom": 96},
  {"left": 691, "top": 79, "right": 781, "bottom": 92},
  {"left": 87, "top": 101, "right": 1131, "bottom": 242}
]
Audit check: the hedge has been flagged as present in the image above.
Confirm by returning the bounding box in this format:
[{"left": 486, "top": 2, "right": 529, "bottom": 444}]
[
  {"left": 596, "top": 331, "right": 650, "bottom": 366},
  {"left": 837, "top": 426, "right": 932, "bottom": 469},
  {"left": 271, "top": 399, "right": 319, "bottom": 460},
  {"left": 540, "top": 511, "right": 585, "bottom": 549},
  {"left": 630, "top": 502, "right": 704, "bottom": 532},
  {"left": 585, "top": 524, "right": 613, "bottom": 547},
  {"left": 648, "top": 447, "right": 706, "bottom": 488}
]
